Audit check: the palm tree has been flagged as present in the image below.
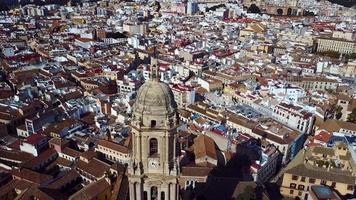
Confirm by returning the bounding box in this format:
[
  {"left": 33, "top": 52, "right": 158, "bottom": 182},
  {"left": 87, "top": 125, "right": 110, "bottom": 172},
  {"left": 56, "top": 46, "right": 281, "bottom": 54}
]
[
  {"left": 335, "top": 106, "right": 343, "bottom": 120},
  {"left": 347, "top": 108, "right": 356, "bottom": 123}
]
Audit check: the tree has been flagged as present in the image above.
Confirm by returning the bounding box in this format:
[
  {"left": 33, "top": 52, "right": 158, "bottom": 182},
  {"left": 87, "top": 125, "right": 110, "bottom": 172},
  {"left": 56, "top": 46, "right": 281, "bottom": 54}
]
[
  {"left": 347, "top": 108, "right": 356, "bottom": 123},
  {"left": 345, "top": 53, "right": 356, "bottom": 60},
  {"left": 317, "top": 50, "right": 340, "bottom": 58},
  {"left": 247, "top": 4, "right": 261, "bottom": 13},
  {"left": 335, "top": 106, "right": 343, "bottom": 120}
]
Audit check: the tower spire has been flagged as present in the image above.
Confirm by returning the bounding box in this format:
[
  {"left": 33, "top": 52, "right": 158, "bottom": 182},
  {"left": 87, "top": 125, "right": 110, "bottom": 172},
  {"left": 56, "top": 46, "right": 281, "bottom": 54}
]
[
  {"left": 151, "top": 64, "right": 159, "bottom": 81},
  {"left": 150, "top": 46, "right": 159, "bottom": 81}
]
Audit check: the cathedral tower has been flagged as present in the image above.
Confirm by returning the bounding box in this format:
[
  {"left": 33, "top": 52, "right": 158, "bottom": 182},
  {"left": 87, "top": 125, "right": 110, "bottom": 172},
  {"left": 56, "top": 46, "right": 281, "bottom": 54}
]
[{"left": 128, "top": 66, "right": 180, "bottom": 200}]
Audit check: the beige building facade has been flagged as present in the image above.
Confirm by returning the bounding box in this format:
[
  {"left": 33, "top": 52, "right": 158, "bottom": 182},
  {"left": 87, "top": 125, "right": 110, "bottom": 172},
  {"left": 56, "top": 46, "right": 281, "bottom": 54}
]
[
  {"left": 280, "top": 143, "right": 356, "bottom": 199},
  {"left": 316, "top": 37, "right": 356, "bottom": 54}
]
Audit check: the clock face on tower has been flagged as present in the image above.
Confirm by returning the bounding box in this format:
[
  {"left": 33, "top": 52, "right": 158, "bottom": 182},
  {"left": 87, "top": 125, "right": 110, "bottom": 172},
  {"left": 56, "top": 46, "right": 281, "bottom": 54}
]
[{"left": 149, "top": 159, "right": 159, "bottom": 168}]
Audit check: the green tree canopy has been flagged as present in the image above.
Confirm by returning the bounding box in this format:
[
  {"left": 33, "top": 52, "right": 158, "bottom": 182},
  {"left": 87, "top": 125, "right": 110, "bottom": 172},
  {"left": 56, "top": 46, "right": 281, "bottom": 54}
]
[
  {"left": 335, "top": 106, "right": 343, "bottom": 120},
  {"left": 347, "top": 108, "right": 356, "bottom": 123}
]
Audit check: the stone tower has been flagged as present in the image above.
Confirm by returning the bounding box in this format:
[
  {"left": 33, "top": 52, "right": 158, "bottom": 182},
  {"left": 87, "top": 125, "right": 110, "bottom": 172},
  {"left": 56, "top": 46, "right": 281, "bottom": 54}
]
[{"left": 128, "top": 67, "right": 180, "bottom": 200}]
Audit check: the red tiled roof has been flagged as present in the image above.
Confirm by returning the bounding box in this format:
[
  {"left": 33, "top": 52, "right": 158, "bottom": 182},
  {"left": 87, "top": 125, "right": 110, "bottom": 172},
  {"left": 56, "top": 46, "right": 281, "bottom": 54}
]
[
  {"left": 24, "top": 134, "right": 47, "bottom": 145},
  {"left": 0, "top": 148, "right": 34, "bottom": 163},
  {"left": 12, "top": 168, "right": 52, "bottom": 185},
  {"left": 22, "top": 148, "right": 57, "bottom": 169},
  {"left": 9, "top": 139, "right": 21, "bottom": 150},
  {"left": 313, "top": 131, "right": 332, "bottom": 143},
  {"left": 62, "top": 147, "right": 81, "bottom": 158},
  {"left": 181, "top": 163, "right": 213, "bottom": 177},
  {"left": 97, "top": 140, "right": 129, "bottom": 154},
  {"left": 70, "top": 178, "right": 110, "bottom": 200},
  {"left": 306, "top": 142, "right": 323, "bottom": 148},
  {"left": 76, "top": 158, "right": 110, "bottom": 178},
  {"left": 47, "top": 169, "right": 80, "bottom": 189}
]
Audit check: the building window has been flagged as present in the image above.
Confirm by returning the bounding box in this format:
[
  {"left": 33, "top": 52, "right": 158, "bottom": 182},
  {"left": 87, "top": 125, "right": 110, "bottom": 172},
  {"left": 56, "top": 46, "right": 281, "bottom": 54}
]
[
  {"left": 298, "top": 185, "right": 305, "bottom": 190},
  {"left": 347, "top": 185, "right": 354, "bottom": 191},
  {"left": 290, "top": 190, "right": 294, "bottom": 195},
  {"left": 149, "top": 138, "right": 158, "bottom": 156},
  {"left": 292, "top": 175, "right": 298, "bottom": 181},
  {"left": 144, "top": 191, "right": 147, "bottom": 200},
  {"left": 151, "top": 120, "right": 157, "bottom": 128},
  {"left": 161, "top": 192, "right": 165, "bottom": 200},
  {"left": 301, "top": 177, "right": 306, "bottom": 182},
  {"left": 321, "top": 180, "right": 327, "bottom": 185},
  {"left": 290, "top": 183, "right": 296, "bottom": 189},
  {"left": 331, "top": 182, "right": 336, "bottom": 188},
  {"left": 309, "top": 178, "right": 316, "bottom": 183},
  {"left": 151, "top": 186, "right": 158, "bottom": 200}
]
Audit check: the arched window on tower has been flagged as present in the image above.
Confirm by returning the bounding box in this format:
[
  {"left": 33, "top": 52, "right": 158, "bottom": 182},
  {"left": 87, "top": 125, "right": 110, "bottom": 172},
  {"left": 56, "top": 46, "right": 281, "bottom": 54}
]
[
  {"left": 143, "top": 191, "right": 147, "bottom": 200},
  {"left": 149, "top": 138, "right": 158, "bottom": 156},
  {"left": 161, "top": 191, "right": 165, "bottom": 200},
  {"left": 151, "top": 186, "right": 158, "bottom": 200},
  {"left": 151, "top": 120, "right": 156, "bottom": 128}
]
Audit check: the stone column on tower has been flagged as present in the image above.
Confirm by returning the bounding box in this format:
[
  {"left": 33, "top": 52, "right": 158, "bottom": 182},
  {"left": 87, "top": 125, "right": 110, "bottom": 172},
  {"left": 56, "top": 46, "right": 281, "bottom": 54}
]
[
  {"left": 129, "top": 182, "right": 135, "bottom": 200},
  {"left": 136, "top": 183, "right": 142, "bottom": 200}
]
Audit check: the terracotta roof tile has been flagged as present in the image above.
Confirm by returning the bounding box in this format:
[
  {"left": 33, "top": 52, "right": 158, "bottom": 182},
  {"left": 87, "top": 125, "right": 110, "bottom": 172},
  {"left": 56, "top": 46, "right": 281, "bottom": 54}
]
[
  {"left": 47, "top": 169, "right": 80, "bottom": 189},
  {"left": 76, "top": 158, "right": 110, "bottom": 178},
  {"left": 69, "top": 178, "right": 110, "bottom": 200},
  {"left": 22, "top": 148, "right": 57, "bottom": 169},
  {"left": 97, "top": 140, "right": 129, "bottom": 154},
  {"left": 181, "top": 164, "right": 213, "bottom": 177},
  {"left": 0, "top": 148, "right": 34, "bottom": 163},
  {"left": 193, "top": 135, "right": 217, "bottom": 160},
  {"left": 12, "top": 168, "right": 52, "bottom": 185},
  {"left": 62, "top": 147, "right": 81, "bottom": 158},
  {"left": 319, "top": 119, "right": 356, "bottom": 133},
  {"left": 313, "top": 131, "right": 332, "bottom": 143}
]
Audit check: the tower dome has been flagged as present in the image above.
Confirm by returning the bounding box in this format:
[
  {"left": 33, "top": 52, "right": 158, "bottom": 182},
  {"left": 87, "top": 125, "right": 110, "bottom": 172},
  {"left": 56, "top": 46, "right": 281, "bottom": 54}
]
[{"left": 132, "top": 79, "right": 177, "bottom": 129}]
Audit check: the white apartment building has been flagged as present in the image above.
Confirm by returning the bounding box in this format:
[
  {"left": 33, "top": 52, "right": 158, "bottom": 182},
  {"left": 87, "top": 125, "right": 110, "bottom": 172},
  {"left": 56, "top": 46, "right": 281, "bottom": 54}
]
[
  {"left": 19, "top": 134, "right": 48, "bottom": 157},
  {"left": 95, "top": 139, "right": 131, "bottom": 164},
  {"left": 171, "top": 84, "right": 195, "bottom": 108},
  {"left": 272, "top": 102, "right": 315, "bottom": 134},
  {"left": 269, "top": 84, "right": 306, "bottom": 103},
  {"left": 251, "top": 146, "right": 279, "bottom": 183}
]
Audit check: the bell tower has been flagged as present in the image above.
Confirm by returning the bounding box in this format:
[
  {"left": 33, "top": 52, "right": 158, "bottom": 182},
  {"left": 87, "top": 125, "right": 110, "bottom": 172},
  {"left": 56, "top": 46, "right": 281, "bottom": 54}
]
[{"left": 128, "top": 72, "right": 180, "bottom": 200}]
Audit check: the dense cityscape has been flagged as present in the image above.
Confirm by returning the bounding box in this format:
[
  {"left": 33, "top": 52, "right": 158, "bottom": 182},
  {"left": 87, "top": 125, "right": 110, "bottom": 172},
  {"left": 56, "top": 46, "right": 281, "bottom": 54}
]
[{"left": 0, "top": 0, "right": 355, "bottom": 199}]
